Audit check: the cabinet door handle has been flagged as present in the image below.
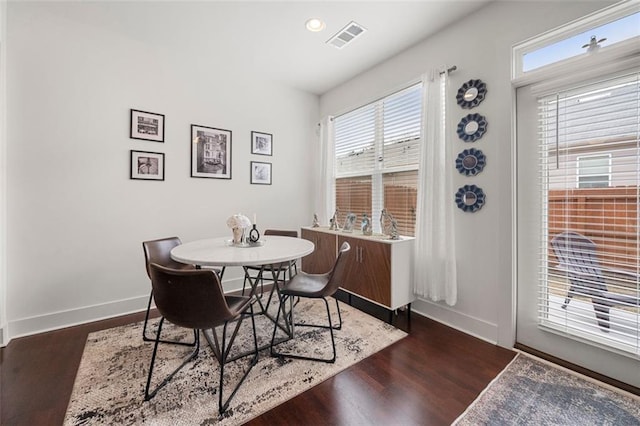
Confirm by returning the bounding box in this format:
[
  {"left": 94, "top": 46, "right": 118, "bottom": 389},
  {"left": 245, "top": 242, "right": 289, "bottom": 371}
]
[{"left": 360, "top": 246, "right": 364, "bottom": 263}]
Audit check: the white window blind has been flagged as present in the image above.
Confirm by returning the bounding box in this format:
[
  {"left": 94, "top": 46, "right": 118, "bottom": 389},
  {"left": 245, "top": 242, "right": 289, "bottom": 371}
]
[
  {"left": 334, "top": 83, "right": 422, "bottom": 235},
  {"left": 538, "top": 72, "right": 639, "bottom": 356}
]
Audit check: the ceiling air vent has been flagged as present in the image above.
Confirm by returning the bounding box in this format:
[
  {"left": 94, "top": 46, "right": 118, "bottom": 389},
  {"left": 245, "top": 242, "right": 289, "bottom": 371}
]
[{"left": 326, "top": 21, "right": 366, "bottom": 49}]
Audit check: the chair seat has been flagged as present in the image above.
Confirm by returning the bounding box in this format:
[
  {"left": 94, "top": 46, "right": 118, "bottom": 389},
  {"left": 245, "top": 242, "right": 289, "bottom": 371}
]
[
  {"left": 225, "top": 295, "right": 252, "bottom": 315},
  {"left": 280, "top": 272, "right": 330, "bottom": 298}
]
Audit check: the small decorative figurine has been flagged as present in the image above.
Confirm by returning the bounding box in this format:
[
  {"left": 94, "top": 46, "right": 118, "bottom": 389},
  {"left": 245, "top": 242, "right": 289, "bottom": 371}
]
[
  {"left": 379, "top": 209, "right": 400, "bottom": 240},
  {"left": 329, "top": 208, "right": 340, "bottom": 231},
  {"left": 388, "top": 216, "right": 399, "bottom": 240},
  {"left": 343, "top": 213, "right": 356, "bottom": 232},
  {"left": 312, "top": 213, "right": 320, "bottom": 228},
  {"left": 361, "top": 213, "right": 372, "bottom": 235},
  {"left": 379, "top": 209, "right": 387, "bottom": 235}
]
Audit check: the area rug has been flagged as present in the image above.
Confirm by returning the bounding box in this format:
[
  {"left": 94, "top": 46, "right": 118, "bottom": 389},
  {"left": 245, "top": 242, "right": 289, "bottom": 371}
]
[
  {"left": 454, "top": 353, "right": 640, "bottom": 425},
  {"left": 64, "top": 298, "right": 406, "bottom": 425}
]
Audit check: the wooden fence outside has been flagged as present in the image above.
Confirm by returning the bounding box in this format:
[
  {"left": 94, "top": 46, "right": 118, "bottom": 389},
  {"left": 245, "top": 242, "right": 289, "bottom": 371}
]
[{"left": 548, "top": 187, "right": 639, "bottom": 273}]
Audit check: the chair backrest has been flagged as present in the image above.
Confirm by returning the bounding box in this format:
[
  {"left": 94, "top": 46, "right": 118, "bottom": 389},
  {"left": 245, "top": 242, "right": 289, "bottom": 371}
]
[
  {"left": 551, "top": 231, "right": 602, "bottom": 278},
  {"left": 142, "top": 237, "right": 190, "bottom": 278},
  {"left": 264, "top": 229, "right": 298, "bottom": 238},
  {"left": 148, "top": 263, "right": 236, "bottom": 330},
  {"left": 322, "top": 242, "right": 351, "bottom": 296}
]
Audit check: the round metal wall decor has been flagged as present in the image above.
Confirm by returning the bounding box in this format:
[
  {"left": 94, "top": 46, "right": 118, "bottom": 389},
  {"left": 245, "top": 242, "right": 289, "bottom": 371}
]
[
  {"left": 455, "top": 148, "right": 486, "bottom": 176},
  {"left": 457, "top": 113, "right": 488, "bottom": 142},
  {"left": 455, "top": 184, "right": 486, "bottom": 213},
  {"left": 456, "top": 79, "right": 487, "bottom": 109}
]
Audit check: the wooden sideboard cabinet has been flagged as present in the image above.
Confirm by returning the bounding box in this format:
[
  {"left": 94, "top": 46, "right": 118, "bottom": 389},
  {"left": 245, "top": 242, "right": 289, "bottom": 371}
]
[
  {"left": 300, "top": 227, "right": 415, "bottom": 311},
  {"left": 300, "top": 228, "right": 337, "bottom": 274}
]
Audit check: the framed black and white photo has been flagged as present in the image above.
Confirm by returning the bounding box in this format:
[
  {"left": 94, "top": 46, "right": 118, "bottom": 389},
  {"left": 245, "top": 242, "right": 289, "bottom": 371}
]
[
  {"left": 250, "top": 161, "right": 272, "bottom": 185},
  {"left": 251, "top": 131, "right": 272, "bottom": 156},
  {"left": 130, "top": 150, "right": 164, "bottom": 181},
  {"left": 191, "top": 125, "right": 232, "bottom": 179},
  {"left": 130, "top": 109, "right": 164, "bottom": 142}
]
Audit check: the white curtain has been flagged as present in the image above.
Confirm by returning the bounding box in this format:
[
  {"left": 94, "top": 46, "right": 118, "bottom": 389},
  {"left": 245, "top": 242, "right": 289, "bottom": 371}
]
[
  {"left": 314, "top": 116, "right": 335, "bottom": 226},
  {"left": 413, "top": 69, "right": 457, "bottom": 305}
]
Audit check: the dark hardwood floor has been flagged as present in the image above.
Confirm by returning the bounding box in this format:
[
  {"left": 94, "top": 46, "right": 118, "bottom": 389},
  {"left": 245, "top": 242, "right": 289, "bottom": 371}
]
[{"left": 2, "top": 291, "right": 516, "bottom": 425}]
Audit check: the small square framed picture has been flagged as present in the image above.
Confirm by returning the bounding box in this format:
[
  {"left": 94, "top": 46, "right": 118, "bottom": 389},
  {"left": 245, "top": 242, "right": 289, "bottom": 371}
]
[
  {"left": 131, "top": 150, "right": 164, "bottom": 180},
  {"left": 251, "top": 131, "right": 272, "bottom": 156},
  {"left": 250, "top": 161, "right": 272, "bottom": 185},
  {"left": 130, "top": 109, "right": 165, "bottom": 142}
]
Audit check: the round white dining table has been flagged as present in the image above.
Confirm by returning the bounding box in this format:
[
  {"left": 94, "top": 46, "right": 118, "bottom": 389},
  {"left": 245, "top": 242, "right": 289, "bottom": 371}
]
[
  {"left": 170, "top": 235, "right": 315, "bottom": 268},
  {"left": 170, "top": 235, "right": 314, "bottom": 358}
]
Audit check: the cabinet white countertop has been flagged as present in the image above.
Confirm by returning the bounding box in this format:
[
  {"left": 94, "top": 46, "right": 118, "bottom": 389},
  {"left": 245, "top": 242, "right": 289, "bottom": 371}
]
[{"left": 301, "top": 226, "right": 415, "bottom": 244}]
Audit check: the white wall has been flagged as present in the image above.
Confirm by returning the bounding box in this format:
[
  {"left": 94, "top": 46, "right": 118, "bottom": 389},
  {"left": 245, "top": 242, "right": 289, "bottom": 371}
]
[
  {"left": 6, "top": 2, "right": 318, "bottom": 339},
  {"left": 320, "top": 0, "right": 612, "bottom": 347},
  {"left": 0, "top": 0, "right": 7, "bottom": 346}
]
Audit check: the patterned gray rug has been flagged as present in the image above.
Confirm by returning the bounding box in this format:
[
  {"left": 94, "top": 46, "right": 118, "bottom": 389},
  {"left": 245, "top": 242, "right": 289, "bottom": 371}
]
[
  {"left": 64, "top": 298, "right": 406, "bottom": 425},
  {"left": 454, "top": 353, "right": 640, "bottom": 425}
]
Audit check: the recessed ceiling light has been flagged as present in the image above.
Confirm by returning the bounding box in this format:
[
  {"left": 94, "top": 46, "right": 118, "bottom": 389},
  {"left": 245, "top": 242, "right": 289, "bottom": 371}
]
[{"left": 306, "top": 18, "right": 326, "bottom": 32}]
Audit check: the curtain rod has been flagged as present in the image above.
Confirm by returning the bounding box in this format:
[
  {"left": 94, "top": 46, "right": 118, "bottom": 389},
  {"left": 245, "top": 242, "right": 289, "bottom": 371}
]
[{"left": 440, "top": 65, "right": 457, "bottom": 75}]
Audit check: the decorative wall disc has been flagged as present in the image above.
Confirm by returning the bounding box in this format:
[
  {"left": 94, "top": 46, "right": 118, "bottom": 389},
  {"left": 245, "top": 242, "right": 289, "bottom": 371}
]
[
  {"left": 456, "top": 79, "right": 487, "bottom": 109},
  {"left": 455, "top": 184, "right": 486, "bottom": 213},
  {"left": 457, "top": 113, "right": 488, "bottom": 142},
  {"left": 455, "top": 148, "right": 486, "bottom": 176}
]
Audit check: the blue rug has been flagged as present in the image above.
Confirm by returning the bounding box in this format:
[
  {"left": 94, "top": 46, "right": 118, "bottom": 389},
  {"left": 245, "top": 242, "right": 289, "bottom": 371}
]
[{"left": 454, "top": 353, "right": 640, "bottom": 425}]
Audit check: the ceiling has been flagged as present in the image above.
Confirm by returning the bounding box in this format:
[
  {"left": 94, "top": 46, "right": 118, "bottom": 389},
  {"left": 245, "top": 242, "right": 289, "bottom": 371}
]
[{"left": 52, "top": 1, "right": 492, "bottom": 95}]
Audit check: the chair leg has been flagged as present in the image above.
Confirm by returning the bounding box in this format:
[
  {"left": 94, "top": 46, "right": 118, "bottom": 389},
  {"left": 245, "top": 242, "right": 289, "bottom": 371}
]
[
  {"left": 142, "top": 291, "right": 155, "bottom": 341},
  {"left": 142, "top": 290, "right": 198, "bottom": 347},
  {"left": 333, "top": 297, "right": 342, "bottom": 330},
  {"left": 218, "top": 303, "right": 259, "bottom": 414},
  {"left": 592, "top": 298, "right": 611, "bottom": 331},
  {"left": 561, "top": 284, "right": 577, "bottom": 309},
  {"left": 270, "top": 296, "right": 337, "bottom": 363},
  {"left": 144, "top": 318, "right": 200, "bottom": 401}
]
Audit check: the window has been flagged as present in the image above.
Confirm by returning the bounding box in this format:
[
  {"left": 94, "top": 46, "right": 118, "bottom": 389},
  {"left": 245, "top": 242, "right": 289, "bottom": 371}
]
[
  {"left": 334, "top": 83, "right": 422, "bottom": 235},
  {"left": 513, "top": 1, "right": 640, "bottom": 81},
  {"left": 539, "top": 72, "right": 639, "bottom": 355},
  {"left": 577, "top": 154, "right": 611, "bottom": 188}
]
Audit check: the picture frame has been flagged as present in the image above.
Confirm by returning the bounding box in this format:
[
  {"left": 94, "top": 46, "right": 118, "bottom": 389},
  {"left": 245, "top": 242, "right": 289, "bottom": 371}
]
[
  {"left": 250, "top": 161, "right": 272, "bottom": 185},
  {"left": 130, "top": 109, "right": 165, "bottom": 142},
  {"left": 191, "top": 125, "right": 232, "bottom": 179},
  {"left": 251, "top": 131, "right": 273, "bottom": 156},
  {"left": 130, "top": 150, "right": 164, "bottom": 181}
]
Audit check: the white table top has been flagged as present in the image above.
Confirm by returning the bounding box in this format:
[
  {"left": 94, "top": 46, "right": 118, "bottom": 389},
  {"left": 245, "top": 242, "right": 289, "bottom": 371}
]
[{"left": 170, "top": 235, "right": 315, "bottom": 267}]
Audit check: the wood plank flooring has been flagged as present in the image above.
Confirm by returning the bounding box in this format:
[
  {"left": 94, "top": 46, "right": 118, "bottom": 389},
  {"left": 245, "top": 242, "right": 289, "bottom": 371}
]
[{"left": 2, "top": 292, "right": 516, "bottom": 425}]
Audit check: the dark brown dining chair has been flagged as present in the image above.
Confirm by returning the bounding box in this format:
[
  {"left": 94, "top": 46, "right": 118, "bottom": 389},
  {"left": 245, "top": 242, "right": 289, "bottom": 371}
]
[
  {"left": 270, "top": 241, "right": 351, "bottom": 363},
  {"left": 145, "top": 263, "right": 258, "bottom": 414},
  {"left": 142, "top": 237, "right": 223, "bottom": 345}
]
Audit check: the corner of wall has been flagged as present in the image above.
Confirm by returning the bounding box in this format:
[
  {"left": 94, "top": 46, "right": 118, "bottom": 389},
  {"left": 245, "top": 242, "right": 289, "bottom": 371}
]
[
  {"left": 0, "top": 0, "right": 9, "bottom": 347},
  {"left": 412, "top": 297, "right": 500, "bottom": 345}
]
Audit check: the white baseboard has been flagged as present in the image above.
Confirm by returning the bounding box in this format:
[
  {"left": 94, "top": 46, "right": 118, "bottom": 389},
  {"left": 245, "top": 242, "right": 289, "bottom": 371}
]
[
  {"left": 8, "top": 295, "right": 150, "bottom": 340},
  {"left": 412, "top": 298, "right": 499, "bottom": 345},
  {"left": 7, "top": 277, "right": 245, "bottom": 341}
]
